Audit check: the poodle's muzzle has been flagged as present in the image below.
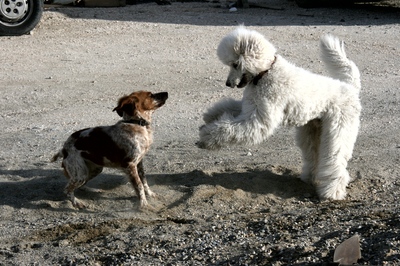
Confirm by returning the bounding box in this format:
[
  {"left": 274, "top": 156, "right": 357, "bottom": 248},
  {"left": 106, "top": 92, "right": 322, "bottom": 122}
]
[{"left": 225, "top": 68, "right": 253, "bottom": 88}]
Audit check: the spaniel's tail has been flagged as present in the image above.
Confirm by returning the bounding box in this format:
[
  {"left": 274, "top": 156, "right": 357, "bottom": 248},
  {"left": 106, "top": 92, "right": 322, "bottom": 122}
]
[
  {"left": 320, "top": 35, "right": 361, "bottom": 91},
  {"left": 51, "top": 150, "right": 62, "bottom": 162}
]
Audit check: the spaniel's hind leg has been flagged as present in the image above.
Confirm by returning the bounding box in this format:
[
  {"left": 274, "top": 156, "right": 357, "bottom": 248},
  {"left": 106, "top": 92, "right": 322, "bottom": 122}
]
[
  {"left": 62, "top": 157, "right": 91, "bottom": 209},
  {"left": 78, "top": 161, "right": 104, "bottom": 193}
]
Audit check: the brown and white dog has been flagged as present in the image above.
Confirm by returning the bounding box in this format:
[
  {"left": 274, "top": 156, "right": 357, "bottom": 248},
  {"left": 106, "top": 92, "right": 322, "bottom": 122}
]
[{"left": 52, "top": 91, "right": 168, "bottom": 209}]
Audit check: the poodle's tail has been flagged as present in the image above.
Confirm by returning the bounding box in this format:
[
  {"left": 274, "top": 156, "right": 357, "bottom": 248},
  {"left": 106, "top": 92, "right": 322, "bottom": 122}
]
[{"left": 320, "top": 35, "right": 361, "bottom": 91}]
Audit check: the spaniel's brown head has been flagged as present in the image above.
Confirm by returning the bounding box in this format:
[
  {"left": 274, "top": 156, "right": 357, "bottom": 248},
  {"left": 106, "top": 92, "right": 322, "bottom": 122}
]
[{"left": 113, "top": 91, "right": 168, "bottom": 122}]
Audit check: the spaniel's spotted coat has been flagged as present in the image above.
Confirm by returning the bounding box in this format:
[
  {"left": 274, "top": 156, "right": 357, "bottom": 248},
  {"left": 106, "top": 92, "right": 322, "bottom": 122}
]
[{"left": 52, "top": 91, "right": 168, "bottom": 209}]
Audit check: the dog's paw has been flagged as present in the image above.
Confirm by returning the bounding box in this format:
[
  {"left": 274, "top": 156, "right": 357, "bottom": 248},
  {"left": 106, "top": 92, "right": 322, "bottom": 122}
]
[
  {"left": 195, "top": 139, "right": 210, "bottom": 149},
  {"left": 299, "top": 172, "right": 313, "bottom": 184},
  {"left": 138, "top": 200, "right": 157, "bottom": 212},
  {"left": 72, "top": 199, "right": 87, "bottom": 209},
  {"left": 196, "top": 140, "right": 220, "bottom": 150},
  {"left": 147, "top": 190, "right": 162, "bottom": 200},
  {"left": 153, "top": 193, "right": 166, "bottom": 202},
  {"left": 317, "top": 182, "right": 347, "bottom": 201},
  {"left": 316, "top": 169, "right": 350, "bottom": 200},
  {"left": 197, "top": 125, "right": 222, "bottom": 150}
]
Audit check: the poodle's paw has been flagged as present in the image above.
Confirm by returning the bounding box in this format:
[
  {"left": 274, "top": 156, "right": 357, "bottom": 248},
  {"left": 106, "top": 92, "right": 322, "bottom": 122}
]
[
  {"left": 299, "top": 172, "right": 313, "bottom": 184},
  {"left": 316, "top": 182, "right": 347, "bottom": 200},
  {"left": 316, "top": 169, "right": 351, "bottom": 200},
  {"left": 197, "top": 124, "right": 223, "bottom": 150},
  {"left": 196, "top": 140, "right": 221, "bottom": 150},
  {"left": 320, "top": 188, "right": 347, "bottom": 201}
]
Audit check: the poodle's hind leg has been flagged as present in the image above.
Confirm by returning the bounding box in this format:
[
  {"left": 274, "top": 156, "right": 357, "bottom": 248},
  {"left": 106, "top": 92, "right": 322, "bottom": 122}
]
[
  {"left": 315, "top": 108, "right": 360, "bottom": 200},
  {"left": 295, "top": 119, "right": 321, "bottom": 184},
  {"left": 203, "top": 98, "right": 242, "bottom": 124}
]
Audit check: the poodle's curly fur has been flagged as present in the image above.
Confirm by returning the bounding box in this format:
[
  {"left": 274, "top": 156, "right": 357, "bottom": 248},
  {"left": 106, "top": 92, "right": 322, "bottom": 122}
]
[{"left": 198, "top": 27, "right": 361, "bottom": 200}]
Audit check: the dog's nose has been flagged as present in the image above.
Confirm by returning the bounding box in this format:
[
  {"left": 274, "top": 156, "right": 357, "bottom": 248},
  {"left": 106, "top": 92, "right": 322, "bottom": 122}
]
[{"left": 225, "top": 80, "right": 231, "bottom": 87}]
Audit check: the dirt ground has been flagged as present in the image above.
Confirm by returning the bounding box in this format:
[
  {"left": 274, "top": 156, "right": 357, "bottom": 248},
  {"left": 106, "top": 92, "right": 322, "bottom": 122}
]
[{"left": 0, "top": 0, "right": 399, "bottom": 265}]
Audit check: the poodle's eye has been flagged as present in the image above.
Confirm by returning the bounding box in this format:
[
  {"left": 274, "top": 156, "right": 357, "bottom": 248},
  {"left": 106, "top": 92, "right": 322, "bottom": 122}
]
[{"left": 232, "top": 63, "right": 239, "bottom": 69}]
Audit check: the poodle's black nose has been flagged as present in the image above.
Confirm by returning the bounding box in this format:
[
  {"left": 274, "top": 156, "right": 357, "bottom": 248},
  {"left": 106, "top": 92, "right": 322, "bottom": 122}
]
[{"left": 225, "top": 80, "right": 231, "bottom": 87}]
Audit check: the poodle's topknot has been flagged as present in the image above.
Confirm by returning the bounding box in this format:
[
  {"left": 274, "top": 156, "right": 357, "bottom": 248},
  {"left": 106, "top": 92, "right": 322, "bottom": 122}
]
[{"left": 217, "top": 26, "right": 277, "bottom": 75}]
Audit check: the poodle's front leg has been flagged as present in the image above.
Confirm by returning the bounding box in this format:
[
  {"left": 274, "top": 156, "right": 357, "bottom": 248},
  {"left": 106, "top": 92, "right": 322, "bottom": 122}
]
[
  {"left": 198, "top": 112, "right": 274, "bottom": 150},
  {"left": 203, "top": 98, "right": 242, "bottom": 124}
]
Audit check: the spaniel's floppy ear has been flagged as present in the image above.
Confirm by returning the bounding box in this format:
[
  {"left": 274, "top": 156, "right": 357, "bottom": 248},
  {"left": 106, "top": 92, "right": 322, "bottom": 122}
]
[{"left": 113, "top": 94, "right": 137, "bottom": 117}]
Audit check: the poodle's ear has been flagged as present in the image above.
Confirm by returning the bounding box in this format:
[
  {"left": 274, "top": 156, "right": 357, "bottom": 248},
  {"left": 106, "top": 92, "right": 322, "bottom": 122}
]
[{"left": 113, "top": 94, "right": 137, "bottom": 117}]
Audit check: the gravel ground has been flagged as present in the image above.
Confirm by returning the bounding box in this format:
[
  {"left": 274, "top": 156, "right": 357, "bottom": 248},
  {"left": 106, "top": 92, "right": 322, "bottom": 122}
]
[{"left": 0, "top": 0, "right": 399, "bottom": 265}]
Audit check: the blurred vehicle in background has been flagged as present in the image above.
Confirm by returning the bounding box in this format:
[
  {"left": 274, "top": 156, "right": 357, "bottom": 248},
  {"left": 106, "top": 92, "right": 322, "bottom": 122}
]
[{"left": 0, "top": 0, "right": 43, "bottom": 36}]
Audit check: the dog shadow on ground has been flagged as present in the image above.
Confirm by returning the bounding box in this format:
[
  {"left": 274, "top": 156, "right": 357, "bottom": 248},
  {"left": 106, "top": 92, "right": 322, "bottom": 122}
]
[
  {"left": 150, "top": 166, "right": 317, "bottom": 211},
  {"left": 0, "top": 167, "right": 126, "bottom": 211},
  {"left": 0, "top": 164, "right": 316, "bottom": 211}
]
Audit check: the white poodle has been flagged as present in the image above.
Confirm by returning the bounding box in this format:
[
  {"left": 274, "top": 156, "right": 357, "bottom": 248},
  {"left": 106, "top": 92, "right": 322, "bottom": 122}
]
[{"left": 198, "top": 27, "right": 361, "bottom": 200}]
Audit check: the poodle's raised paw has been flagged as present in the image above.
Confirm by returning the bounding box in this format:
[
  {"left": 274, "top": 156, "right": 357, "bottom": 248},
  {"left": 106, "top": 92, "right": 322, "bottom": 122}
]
[
  {"left": 197, "top": 124, "right": 223, "bottom": 150},
  {"left": 196, "top": 140, "right": 208, "bottom": 149},
  {"left": 202, "top": 98, "right": 242, "bottom": 124}
]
